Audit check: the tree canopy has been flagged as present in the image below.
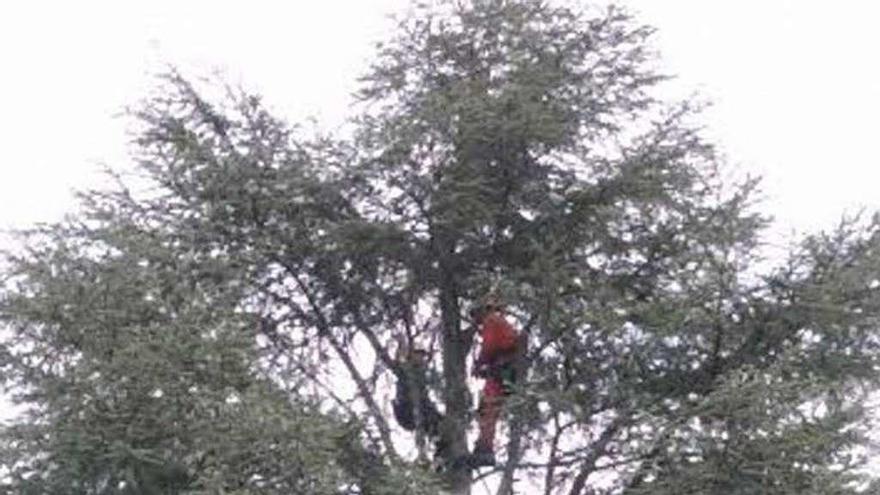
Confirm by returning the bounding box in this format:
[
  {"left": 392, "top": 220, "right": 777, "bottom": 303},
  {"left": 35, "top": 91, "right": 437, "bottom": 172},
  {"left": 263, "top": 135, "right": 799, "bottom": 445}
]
[{"left": 3, "top": 1, "right": 880, "bottom": 494}]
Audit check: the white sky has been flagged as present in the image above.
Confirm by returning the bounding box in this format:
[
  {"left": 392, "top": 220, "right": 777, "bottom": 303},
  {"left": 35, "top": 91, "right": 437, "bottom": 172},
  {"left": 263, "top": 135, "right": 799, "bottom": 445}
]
[
  {"left": 630, "top": 0, "right": 880, "bottom": 242},
  {"left": 2, "top": 1, "right": 879, "bottom": 241},
  {"left": 1, "top": 0, "right": 879, "bottom": 486}
]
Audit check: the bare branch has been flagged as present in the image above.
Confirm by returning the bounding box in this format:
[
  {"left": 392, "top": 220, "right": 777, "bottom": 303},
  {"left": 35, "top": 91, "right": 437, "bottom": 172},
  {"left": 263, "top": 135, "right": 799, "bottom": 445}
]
[{"left": 272, "top": 260, "right": 399, "bottom": 460}]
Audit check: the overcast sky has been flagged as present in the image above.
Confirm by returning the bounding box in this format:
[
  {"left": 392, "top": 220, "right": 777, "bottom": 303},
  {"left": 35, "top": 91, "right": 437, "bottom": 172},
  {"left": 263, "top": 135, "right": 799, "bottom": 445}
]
[
  {"left": 633, "top": 0, "right": 880, "bottom": 242},
  {"left": 2, "top": 1, "right": 879, "bottom": 247}
]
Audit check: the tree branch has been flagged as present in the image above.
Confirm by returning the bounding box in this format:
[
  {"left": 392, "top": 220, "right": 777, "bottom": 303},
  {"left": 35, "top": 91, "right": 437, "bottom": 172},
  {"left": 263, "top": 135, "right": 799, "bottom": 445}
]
[
  {"left": 272, "top": 261, "right": 399, "bottom": 459},
  {"left": 496, "top": 412, "right": 525, "bottom": 495},
  {"left": 543, "top": 412, "right": 566, "bottom": 495},
  {"left": 567, "top": 417, "right": 625, "bottom": 495}
]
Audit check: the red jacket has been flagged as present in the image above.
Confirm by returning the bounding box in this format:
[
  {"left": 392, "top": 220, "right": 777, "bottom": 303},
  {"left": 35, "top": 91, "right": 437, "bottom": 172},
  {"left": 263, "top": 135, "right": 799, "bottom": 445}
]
[{"left": 476, "top": 311, "right": 519, "bottom": 367}]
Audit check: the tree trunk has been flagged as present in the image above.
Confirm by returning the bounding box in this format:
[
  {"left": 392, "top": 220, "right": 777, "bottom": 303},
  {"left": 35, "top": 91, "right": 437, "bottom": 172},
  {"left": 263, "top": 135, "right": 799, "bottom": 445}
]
[{"left": 437, "top": 235, "right": 473, "bottom": 494}]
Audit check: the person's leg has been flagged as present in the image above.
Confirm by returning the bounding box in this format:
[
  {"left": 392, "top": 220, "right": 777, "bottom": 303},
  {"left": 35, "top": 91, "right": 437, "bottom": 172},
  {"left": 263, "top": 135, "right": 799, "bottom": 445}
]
[
  {"left": 393, "top": 381, "right": 415, "bottom": 431},
  {"left": 420, "top": 398, "right": 443, "bottom": 438},
  {"left": 472, "top": 378, "right": 504, "bottom": 466}
]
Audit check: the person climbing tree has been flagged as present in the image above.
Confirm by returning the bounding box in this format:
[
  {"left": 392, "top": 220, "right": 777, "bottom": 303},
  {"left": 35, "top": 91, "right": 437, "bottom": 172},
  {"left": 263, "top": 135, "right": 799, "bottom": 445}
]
[
  {"left": 391, "top": 337, "right": 445, "bottom": 457},
  {"left": 468, "top": 293, "right": 522, "bottom": 468}
]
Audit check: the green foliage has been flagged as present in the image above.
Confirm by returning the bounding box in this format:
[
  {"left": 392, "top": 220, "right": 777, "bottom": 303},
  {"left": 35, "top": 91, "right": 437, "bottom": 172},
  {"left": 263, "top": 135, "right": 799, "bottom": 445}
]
[
  {"left": 0, "top": 217, "right": 351, "bottom": 493},
  {"left": 2, "top": 1, "right": 880, "bottom": 494}
]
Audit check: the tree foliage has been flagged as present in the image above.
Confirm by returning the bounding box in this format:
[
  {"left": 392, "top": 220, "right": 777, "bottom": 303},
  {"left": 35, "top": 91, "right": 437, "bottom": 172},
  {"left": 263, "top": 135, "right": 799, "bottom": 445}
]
[{"left": 3, "top": 1, "right": 880, "bottom": 494}]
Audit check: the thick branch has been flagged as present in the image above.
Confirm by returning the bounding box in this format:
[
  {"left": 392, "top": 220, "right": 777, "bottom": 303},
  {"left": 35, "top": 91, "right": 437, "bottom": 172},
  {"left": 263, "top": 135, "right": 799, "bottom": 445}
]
[
  {"left": 567, "top": 417, "right": 625, "bottom": 495},
  {"left": 543, "top": 413, "right": 566, "bottom": 495},
  {"left": 350, "top": 310, "right": 404, "bottom": 377},
  {"left": 496, "top": 413, "right": 525, "bottom": 495}
]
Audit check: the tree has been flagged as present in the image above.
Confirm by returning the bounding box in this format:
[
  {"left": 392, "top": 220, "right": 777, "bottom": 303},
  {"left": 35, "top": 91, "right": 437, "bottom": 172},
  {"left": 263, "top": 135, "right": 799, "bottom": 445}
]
[
  {"left": 3, "top": 1, "right": 880, "bottom": 494},
  {"left": 0, "top": 199, "right": 437, "bottom": 494}
]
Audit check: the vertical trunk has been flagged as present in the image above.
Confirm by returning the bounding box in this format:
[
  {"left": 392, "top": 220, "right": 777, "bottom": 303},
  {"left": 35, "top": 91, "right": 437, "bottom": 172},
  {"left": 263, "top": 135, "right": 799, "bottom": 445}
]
[
  {"left": 497, "top": 332, "right": 530, "bottom": 495},
  {"left": 496, "top": 416, "right": 523, "bottom": 495},
  {"left": 437, "top": 234, "right": 473, "bottom": 494},
  {"left": 406, "top": 361, "right": 428, "bottom": 463},
  {"left": 543, "top": 414, "right": 564, "bottom": 495}
]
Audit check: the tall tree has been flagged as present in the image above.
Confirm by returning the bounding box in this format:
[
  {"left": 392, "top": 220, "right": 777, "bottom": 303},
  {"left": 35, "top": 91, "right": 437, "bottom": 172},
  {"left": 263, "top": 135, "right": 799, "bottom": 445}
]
[{"left": 2, "top": 1, "right": 880, "bottom": 494}]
